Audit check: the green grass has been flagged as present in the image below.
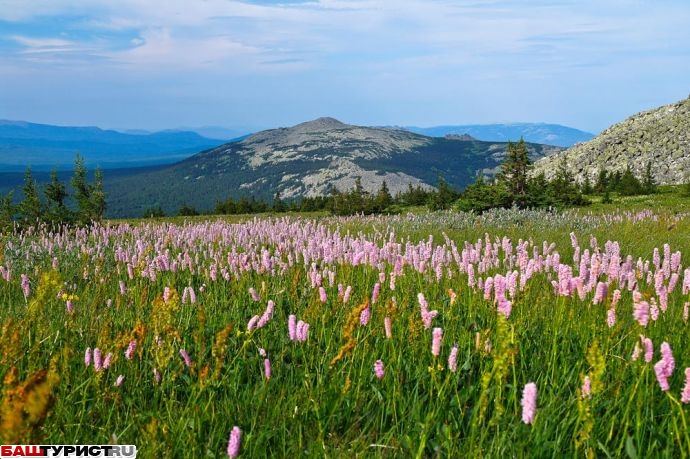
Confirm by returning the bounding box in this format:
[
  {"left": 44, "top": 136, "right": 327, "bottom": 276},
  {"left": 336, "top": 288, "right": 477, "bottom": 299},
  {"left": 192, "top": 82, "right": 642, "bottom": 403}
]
[{"left": 1, "top": 195, "right": 690, "bottom": 457}]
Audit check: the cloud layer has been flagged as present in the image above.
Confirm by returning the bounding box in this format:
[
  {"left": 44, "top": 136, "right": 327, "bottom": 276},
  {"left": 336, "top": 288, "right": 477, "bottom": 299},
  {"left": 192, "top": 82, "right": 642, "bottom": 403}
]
[{"left": 1, "top": 0, "right": 689, "bottom": 132}]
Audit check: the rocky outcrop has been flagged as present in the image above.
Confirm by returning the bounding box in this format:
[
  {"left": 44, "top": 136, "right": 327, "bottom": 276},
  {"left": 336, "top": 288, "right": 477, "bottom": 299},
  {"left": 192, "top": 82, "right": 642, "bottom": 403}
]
[{"left": 532, "top": 96, "right": 690, "bottom": 184}]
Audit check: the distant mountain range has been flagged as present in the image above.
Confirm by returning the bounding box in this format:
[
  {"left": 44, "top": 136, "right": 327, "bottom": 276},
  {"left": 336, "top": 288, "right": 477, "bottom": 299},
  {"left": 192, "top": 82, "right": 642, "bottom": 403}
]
[
  {"left": 405, "top": 123, "right": 594, "bottom": 148},
  {"left": 103, "top": 118, "right": 561, "bottom": 217},
  {"left": 0, "top": 120, "right": 227, "bottom": 170},
  {"left": 532, "top": 95, "right": 690, "bottom": 184}
]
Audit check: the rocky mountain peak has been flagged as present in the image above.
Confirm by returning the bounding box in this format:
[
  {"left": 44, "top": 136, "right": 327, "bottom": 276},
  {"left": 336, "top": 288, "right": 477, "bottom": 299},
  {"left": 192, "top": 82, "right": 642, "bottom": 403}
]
[{"left": 293, "top": 117, "right": 350, "bottom": 132}]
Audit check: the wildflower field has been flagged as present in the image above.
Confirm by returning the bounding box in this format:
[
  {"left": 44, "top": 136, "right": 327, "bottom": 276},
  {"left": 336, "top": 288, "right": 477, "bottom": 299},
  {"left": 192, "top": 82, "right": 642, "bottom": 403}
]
[{"left": 1, "top": 206, "right": 690, "bottom": 457}]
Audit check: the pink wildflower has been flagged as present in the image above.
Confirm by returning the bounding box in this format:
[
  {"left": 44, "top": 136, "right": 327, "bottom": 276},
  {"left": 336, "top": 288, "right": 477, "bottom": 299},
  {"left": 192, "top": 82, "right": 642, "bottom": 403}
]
[
  {"left": 227, "top": 426, "right": 242, "bottom": 458},
  {"left": 681, "top": 368, "right": 690, "bottom": 404},
  {"left": 606, "top": 308, "right": 616, "bottom": 328},
  {"left": 288, "top": 314, "right": 297, "bottom": 340},
  {"left": 343, "top": 285, "right": 352, "bottom": 303},
  {"left": 249, "top": 287, "right": 260, "bottom": 302},
  {"left": 85, "top": 347, "right": 92, "bottom": 367},
  {"left": 125, "top": 340, "right": 136, "bottom": 360},
  {"left": 360, "top": 307, "right": 370, "bottom": 326},
  {"left": 319, "top": 286, "right": 327, "bottom": 304},
  {"left": 581, "top": 375, "right": 591, "bottom": 399},
  {"left": 264, "top": 358, "right": 272, "bottom": 380},
  {"left": 643, "top": 337, "right": 654, "bottom": 363},
  {"left": 66, "top": 300, "right": 74, "bottom": 314},
  {"left": 93, "top": 348, "right": 103, "bottom": 372},
  {"left": 384, "top": 316, "right": 392, "bottom": 339},
  {"left": 20, "top": 274, "right": 30, "bottom": 298},
  {"left": 633, "top": 300, "right": 649, "bottom": 327},
  {"left": 247, "top": 315, "right": 259, "bottom": 332},
  {"left": 371, "top": 282, "right": 381, "bottom": 304},
  {"left": 374, "top": 360, "right": 385, "bottom": 380},
  {"left": 654, "top": 360, "right": 670, "bottom": 391},
  {"left": 448, "top": 344, "right": 459, "bottom": 373},
  {"left": 180, "top": 349, "right": 192, "bottom": 368},
  {"left": 521, "top": 382, "right": 537, "bottom": 424},
  {"left": 103, "top": 352, "right": 113, "bottom": 369},
  {"left": 115, "top": 375, "right": 125, "bottom": 387},
  {"left": 432, "top": 327, "right": 443, "bottom": 356}
]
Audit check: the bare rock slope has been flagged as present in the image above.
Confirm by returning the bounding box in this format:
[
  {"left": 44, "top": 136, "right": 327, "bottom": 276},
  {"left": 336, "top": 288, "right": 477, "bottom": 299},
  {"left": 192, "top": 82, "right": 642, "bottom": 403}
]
[{"left": 532, "top": 96, "right": 690, "bottom": 184}]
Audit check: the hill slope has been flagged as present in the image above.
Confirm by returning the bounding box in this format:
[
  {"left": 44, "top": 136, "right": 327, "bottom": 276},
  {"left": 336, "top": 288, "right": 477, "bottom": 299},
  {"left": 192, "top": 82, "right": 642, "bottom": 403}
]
[
  {"left": 0, "top": 120, "right": 226, "bottom": 170},
  {"left": 406, "top": 123, "right": 594, "bottom": 147},
  {"left": 532, "top": 96, "right": 690, "bottom": 184},
  {"left": 105, "top": 117, "right": 561, "bottom": 217}
]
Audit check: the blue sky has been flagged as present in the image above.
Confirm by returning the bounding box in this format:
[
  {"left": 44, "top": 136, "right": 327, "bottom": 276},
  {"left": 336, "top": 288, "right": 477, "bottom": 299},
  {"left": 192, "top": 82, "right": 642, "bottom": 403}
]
[{"left": 0, "top": 0, "right": 688, "bottom": 134}]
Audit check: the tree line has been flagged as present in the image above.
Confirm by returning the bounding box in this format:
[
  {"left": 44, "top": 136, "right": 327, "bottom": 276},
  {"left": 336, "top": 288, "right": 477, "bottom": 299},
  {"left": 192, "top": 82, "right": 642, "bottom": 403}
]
[{"left": 0, "top": 155, "right": 106, "bottom": 230}]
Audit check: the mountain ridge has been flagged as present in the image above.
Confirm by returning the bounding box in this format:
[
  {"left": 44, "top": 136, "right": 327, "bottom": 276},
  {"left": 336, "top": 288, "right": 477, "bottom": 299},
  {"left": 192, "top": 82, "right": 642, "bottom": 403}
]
[
  {"left": 0, "top": 119, "right": 227, "bottom": 170},
  {"left": 103, "top": 117, "right": 561, "bottom": 217}
]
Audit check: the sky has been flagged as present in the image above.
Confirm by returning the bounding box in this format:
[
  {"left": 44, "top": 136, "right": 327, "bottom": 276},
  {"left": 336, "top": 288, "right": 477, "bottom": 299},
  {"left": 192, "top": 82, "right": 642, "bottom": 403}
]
[{"left": 0, "top": 0, "right": 689, "bottom": 135}]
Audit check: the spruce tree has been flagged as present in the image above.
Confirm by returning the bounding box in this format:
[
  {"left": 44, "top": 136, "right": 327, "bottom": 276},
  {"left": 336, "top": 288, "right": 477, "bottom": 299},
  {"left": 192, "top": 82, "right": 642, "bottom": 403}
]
[
  {"left": 641, "top": 161, "right": 657, "bottom": 194},
  {"left": 44, "top": 169, "right": 71, "bottom": 224},
  {"left": 19, "top": 167, "right": 43, "bottom": 225},
  {"left": 497, "top": 138, "right": 531, "bottom": 207},
  {"left": 375, "top": 180, "right": 393, "bottom": 211},
  {"left": 71, "top": 154, "right": 92, "bottom": 224},
  {"left": 0, "top": 191, "right": 16, "bottom": 231},
  {"left": 91, "top": 167, "right": 107, "bottom": 221}
]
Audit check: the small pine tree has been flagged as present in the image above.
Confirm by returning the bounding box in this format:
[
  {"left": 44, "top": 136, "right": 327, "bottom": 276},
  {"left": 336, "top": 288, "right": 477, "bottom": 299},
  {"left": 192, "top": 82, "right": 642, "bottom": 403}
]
[
  {"left": 618, "top": 164, "right": 643, "bottom": 196},
  {"left": 375, "top": 180, "right": 393, "bottom": 212},
  {"left": 641, "top": 161, "right": 657, "bottom": 194},
  {"left": 272, "top": 191, "right": 287, "bottom": 213}
]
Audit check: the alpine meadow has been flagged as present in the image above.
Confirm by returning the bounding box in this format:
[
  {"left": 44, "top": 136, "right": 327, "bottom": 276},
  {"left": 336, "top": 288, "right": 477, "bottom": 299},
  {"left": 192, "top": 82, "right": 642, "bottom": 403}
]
[{"left": 3, "top": 1, "right": 690, "bottom": 458}]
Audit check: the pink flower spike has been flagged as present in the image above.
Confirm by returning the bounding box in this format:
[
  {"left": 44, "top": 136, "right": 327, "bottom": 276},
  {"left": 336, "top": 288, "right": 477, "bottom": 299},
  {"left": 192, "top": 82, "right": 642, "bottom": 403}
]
[
  {"left": 521, "top": 382, "right": 537, "bottom": 425},
  {"left": 103, "top": 352, "right": 113, "bottom": 370},
  {"left": 180, "top": 349, "right": 192, "bottom": 368},
  {"left": 84, "top": 347, "right": 92, "bottom": 367},
  {"left": 288, "top": 314, "right": 297, "bottom": 341},
  {"left": 264, "top": 358, "right": 272, "bottom": 380},
  {"left": 115, "top": 375, "right": 125, "bottom": 387},
  {"left": 432, "top": 327, "right": 443, "bottom": 357},
  {"left": 319, "top": 286, "right": 327, "bottom": 304},
  {"left": 681, "top": 368, "right": 690, "bottom": 404},
  {"left": 125, "top": 340, "right": 136, "bottom": 360},
  {"left": 654, "top": 360, "right": 670, "bottom": 391},
  {"left": 374, "top": 359, "right": 385, "bottom": 380},
  {"left": 360, "top": 307, "right": 370, "bottom": 326},
  {"left": 384, "top": 316, "right": 392, "bottom": 339},
  {"left": 581, "top": 375, "right": 591, "bottom": 399},
  {"left": 643, "top": 337, "right": 654, "bottom": 363},
  {"left": 448, "top": 344, "right": 459, "bottom": 373},
  {"left": 227, "top": 426, "right": 242, "bottom": 458},
  {"left": 93, "top": 348, "right": 103, "bottom": 372}
]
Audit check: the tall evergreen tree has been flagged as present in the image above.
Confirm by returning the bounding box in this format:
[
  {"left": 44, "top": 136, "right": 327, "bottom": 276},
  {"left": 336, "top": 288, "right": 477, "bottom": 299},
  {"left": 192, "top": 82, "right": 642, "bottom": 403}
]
[
  {"left": 497, "top": 138, "right": 531, "bottom": 207},
  {"left": 374, "top": 180, "right": 393, "bottom": 211},
  {"left": 641, "top": 161, "right": 657, "bottom": 194},
  {"left": 44, "top": 169, "right": 71, "bottom": 224},
  {"left": 0, "top": 191, "right": 16, "bottom": 231},
  {"left": 91, "top": 167, "right": 107, "bottom": 221},
  {"left": 19, "top": 167, "right": 42, "bottom": 225},
  {"left": 71, "top": 154, "right": 93, "bottom": 224}
]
